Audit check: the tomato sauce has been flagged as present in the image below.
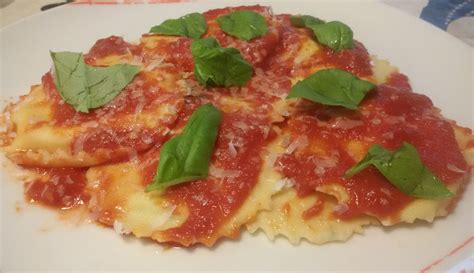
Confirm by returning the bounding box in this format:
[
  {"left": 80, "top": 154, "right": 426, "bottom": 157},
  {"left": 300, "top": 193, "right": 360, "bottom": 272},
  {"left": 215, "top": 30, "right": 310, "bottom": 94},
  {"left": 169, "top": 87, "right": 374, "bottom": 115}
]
[
  {"left": 142, "top": 111, "right": 274, "bottom": 245},
  {"left": 202, "top": 6, "right": 280, "bottom": 68},
  {"left": 316, "top": 41, "right": 372, "bottom": 78},
  {"left": 76, "top": 126, "right": 168, "bottom": 154},
  {"left": 43, "top": 72, "right": 179, "bottom": 125},
  {"left": 262, "top": 15, "right": 305, "bottom": 76},
  {"left": 275, "top": 72, "right": 469, "bottom": 220},
  {"left": 84, "top": 35, "right": 141, "bottom": 64},
  {"left": 302, "top": 199, "right": 324, "bottom": 220},
  {"left": 25, "top": 167, "right": 88, "bottom": 209},
  {"left": 203, "top": 5, "right": 269, "bottom": 21},
  {"left": 146, "top": 36, "right": 195, "bottom": 72}
]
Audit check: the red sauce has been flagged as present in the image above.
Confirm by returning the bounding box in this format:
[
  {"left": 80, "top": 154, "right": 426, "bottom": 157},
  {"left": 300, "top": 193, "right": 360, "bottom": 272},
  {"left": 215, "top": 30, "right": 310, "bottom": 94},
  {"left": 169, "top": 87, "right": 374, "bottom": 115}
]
[
  {"left": 362, "top": 76, "right": 468, "bottom": 183},
  {"left": 84, "top": 35, "right": 140, "bottom": 64},
  {"left": 262, "top": 15, "right": 304, "bottom": 76},
  {"left": 275, "top": 72, "right": 468, "bottom": 220},
  {"left": 275, "top": 120, "right": 415, "bottom": 219},
  {"left": 202, "top": 6, "right": 279, "bottom": 67},
  {"left": 149, "top": 37, "right": 194, "bottom": 72},
  {"left": 385, "top": 72, "right": 411, "bottom": 92},
  {"left": 366, "top": 86, "right": 432, "bottom": 117},
  {"left": 25, "top": 167, "right": 88, "bottom": 209},
  {"left": 76, "top": 126, "right": 168, "bottom": 154},
  {"left": 42, "top": 68, "right": 183, "bottom": 165},
  {"left": 263, "top": 14, "right": 372, "bottom": 79},
  {"left": 315, "top": 41, "right": 372, "bottom": 77},
  {"left": 302, "top": 199, "right": 324, "bottom": 220},
  {"left": 140, "top": 154, "right": 160, "bottom": 187},
  {"left": 208, "top": 26, "right": 280, "bottom": 67},
  {"left": 43, "top": 72, "right": 179, "bottom": 126},
  {"left": 203, "top": 5, "right": 270, "bottom": 21},
  {"left": 142, "top": 112, "right": 274, "bottom": 245}
]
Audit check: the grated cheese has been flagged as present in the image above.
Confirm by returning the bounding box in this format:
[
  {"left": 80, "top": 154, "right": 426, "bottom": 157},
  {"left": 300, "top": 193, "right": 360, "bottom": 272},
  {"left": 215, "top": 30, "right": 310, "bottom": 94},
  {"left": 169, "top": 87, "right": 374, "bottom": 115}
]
[
  {"left": 209, "top": 165, "right": 241, "bottom": 178},
  {"left": 286, "top": 135, "right": 308, "bottom": 154},
  {"left": 447, "top": 163, "right": 466, "bottom": 173},
  {"left": 113, "top": 220, "right": 132, "bottom": 235}
]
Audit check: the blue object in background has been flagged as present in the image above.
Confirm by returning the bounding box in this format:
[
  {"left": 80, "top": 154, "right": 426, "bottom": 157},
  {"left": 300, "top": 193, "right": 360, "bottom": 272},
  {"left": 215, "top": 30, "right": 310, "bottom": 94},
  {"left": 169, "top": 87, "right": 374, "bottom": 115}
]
[{"left": 420, "top": 0, "right": 474, "bottom": 30}]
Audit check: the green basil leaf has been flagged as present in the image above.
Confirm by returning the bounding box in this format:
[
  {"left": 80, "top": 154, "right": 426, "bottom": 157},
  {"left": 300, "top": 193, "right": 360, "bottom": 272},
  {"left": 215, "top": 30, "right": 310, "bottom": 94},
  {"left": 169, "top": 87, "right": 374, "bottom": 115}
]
[
  {"left": 216, "top": 10, "right": 268, "bottom": 41},
  {"left": 51, "top": 51, "right": 140, "bottom": 113},
  {"left": 291, "top": 15, "right": 353, "bottom": 51},
  {"left": 149, "top": 12, "right": 207, "bottom": 39},
  {"left": 287, "top": 68, "right": 374, "bottom": 109},
  {"left": 145, "top": 103, "right": 222, "bottom": 192},
  {"left": 290, "top": 15, "right": 324, "bottom": 28},
  {"left": 345, "top": 143, "right": 453, "bottom": 198},
  {"left": 312, "top": 21, "right": 353, "bottom": 51},
  {"left": 191, "top": 38, "right": 253, "bottom": 87}
]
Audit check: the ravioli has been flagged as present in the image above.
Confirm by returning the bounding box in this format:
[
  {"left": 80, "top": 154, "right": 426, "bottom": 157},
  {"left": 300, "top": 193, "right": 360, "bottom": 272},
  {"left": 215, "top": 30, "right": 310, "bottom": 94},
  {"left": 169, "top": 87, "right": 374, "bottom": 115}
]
[
  {"left": 4, "top": 37, "right": 185, "bottom": 167},
  {"left": 1, "top": 5, "right": 472, "bottom": 247}
]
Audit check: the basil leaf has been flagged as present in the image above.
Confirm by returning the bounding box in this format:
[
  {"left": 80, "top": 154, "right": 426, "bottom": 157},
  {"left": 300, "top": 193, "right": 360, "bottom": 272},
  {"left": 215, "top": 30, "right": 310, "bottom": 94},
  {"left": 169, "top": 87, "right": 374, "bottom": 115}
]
[
  {"left": 313, "top": 21, "right": 353, "bottom": 51},
  {"left": 287, "top": 68, "right": 374, "bottom": 109},
  {"left": 291, "top": 15, "right": 353, "bottom": 51},
  {"left": 149, "top": 12, "right": 207, "bottom": 39},
  {"left": 191, "top": 38, "right": 253, "bottom": 87},
  {"left": 290, "top": 15, "right": 324, "bottom": 28},
  {"left": 51, "top": 51, "right": 140, "bottom": 113},
  {"left": 216, "top": 10, "right": 268, "bottom": 41},
  {"left": 345, "top": 143, "right": 453, "bottom": 198},
  {"left": 145, "top": 103, "right": 222, "bottom": 192}
]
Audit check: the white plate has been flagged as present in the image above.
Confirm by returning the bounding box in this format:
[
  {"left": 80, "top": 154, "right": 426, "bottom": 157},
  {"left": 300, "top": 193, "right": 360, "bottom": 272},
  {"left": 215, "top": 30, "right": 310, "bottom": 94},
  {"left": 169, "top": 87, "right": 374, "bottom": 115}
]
[{"left": 1, "top": 0, "right": 473, "bottom": 272}]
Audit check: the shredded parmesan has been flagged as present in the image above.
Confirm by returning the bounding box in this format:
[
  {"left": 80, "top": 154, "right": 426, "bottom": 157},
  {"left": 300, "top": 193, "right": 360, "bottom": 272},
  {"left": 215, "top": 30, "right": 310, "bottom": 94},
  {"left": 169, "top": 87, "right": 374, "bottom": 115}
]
[
  {"left": 317, "top": 117, "right": 364, "bottom": 130},
  {"left": 150, "top": 205, "right": 176, "bottom": 230},
  {"left": 313, "top": 155, "right": 338, "bottom": 176},
  {"left": 145, "top": 56, "right": 165, "bottom": 71},
  {"left": 226, "top": 195, "right": 235, "bottom": 204},
  {"left": 274, "top": 177, "right": 295, "bottom": 192},
  {"left": 113, "top": 220, "right": 132, "bottom": 235},
  {"left": 380, "top": 188, "right": 392, "bottom": 197},
  {"left": 81, "top": 121, "right": 99, "bottom": 128},
  {"left": 56, "top": 184, "right": 65, "bottom": 196},
  {"left": 24, "top": 181, "right": 35, "bottom": 193},
  {"left": 209, "top": 165, "right": 241, "bottom": 178},
  {"left": 385, "top": 115, "right": 406, "bottom": 125},
  {"left": 371, "top": 118, "right": 381, "bottom": 125},
  {"left": 233, "top": 121, "right": 249, "bottom": 131},
  {"left": 192, "top": 193, "right": 209, "bottom": 206},
  {"left": 382, "top": 132, "right": 394, "bottom": 139},
  {"left": 40, "top": 185, "right": 49, "bottom": 199},
  {"left": 333, "top": 203, "right": 349, "bottom": 214},
  {"left": 447, "top": 163, "right": 466, "bottom": 173},
  {"left": 228, "top": 142, "right": 238, "bottom": 158},
  {"left": 260, "top": 126, "right": 270, "bottom": 139},
  {"left": 141, "top": 134, "right": 153, "bottom": 145},
  {"left": 286, "top": 135, "right": 309, "bottom": 154},
  {"left": 88, "top": 195, "right": 98, "bottom": 209},
  {"left": 266, "top": 151, "right": 277, "bottom": 167},
  {"left": 51, "top": 176, "right": 59, "bottom": 185},
  {"left": 72, "top": 135, "right": 87, "bottom": 155}
]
